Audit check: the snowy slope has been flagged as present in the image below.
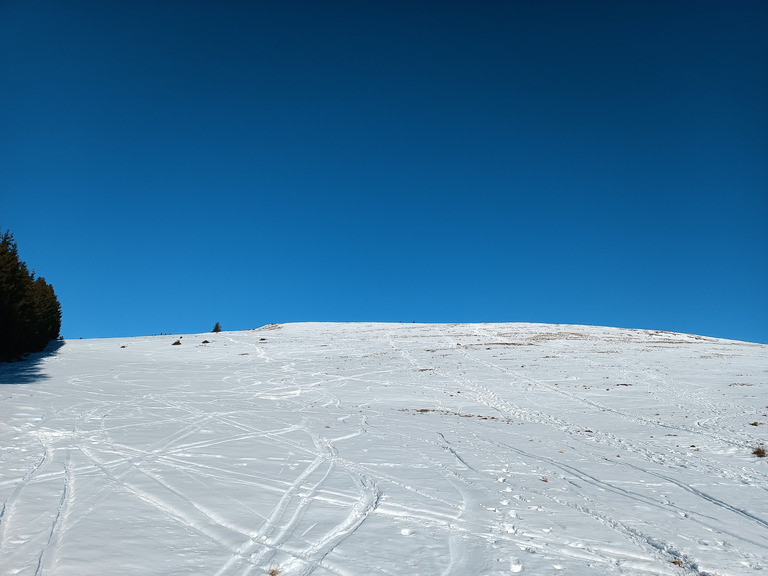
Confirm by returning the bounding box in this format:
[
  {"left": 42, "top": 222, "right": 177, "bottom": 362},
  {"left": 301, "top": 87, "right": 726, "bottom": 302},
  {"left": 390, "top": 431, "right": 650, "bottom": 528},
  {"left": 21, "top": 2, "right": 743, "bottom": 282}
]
[{"left": 1, "top": 322, "right": 767, "bottom": 576}]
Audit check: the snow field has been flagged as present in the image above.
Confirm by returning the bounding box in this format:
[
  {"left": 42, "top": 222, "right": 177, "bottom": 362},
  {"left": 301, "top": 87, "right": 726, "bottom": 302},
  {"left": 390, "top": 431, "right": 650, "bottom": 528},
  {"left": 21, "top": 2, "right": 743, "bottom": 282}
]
[{"left": 0, "top": 322, "right": 767, "bottom": 575}]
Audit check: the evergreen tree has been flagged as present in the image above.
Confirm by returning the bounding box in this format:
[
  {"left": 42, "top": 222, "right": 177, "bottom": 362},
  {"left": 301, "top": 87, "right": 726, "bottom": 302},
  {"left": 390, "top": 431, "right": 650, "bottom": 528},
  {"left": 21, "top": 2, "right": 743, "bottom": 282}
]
[
  {"left": 0, "top": 231, "right": 28, "bottom": 359},
  {"left": 212, "top": 322, "right": 222, "bottom": 333},
  {"left": 0, "top": 230, "right": 62, "bottom": 361},
  {"left": 29, "top": 277, "right": 62, "bottom": 350}
]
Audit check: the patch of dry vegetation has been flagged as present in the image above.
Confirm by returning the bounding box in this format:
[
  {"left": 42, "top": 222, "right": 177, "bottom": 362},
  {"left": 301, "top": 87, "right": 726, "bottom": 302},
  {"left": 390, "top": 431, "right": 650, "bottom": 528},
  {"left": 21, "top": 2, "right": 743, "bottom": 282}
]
[{"left": 400, "top": 408, "right": 509, "bottom": 422}]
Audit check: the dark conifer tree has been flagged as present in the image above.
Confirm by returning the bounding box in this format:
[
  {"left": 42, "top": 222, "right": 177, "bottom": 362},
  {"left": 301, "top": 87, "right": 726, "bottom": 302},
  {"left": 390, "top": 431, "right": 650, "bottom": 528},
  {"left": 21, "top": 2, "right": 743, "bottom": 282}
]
[
  {"left": 0, "top": 231, "right": 28, "bottom": 359},
  {"left": 0, "top": 230, "right": 62, "bottom": 361},
  {"left": 29, "top": 277, "right": 62, "bottom": 350}
]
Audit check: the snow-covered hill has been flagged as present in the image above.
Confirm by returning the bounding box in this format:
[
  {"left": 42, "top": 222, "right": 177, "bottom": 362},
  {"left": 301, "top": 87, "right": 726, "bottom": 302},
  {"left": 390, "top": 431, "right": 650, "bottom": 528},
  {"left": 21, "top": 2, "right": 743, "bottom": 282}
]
[{"left": 1, "top": 323, "right": 767, "bottom": 575}]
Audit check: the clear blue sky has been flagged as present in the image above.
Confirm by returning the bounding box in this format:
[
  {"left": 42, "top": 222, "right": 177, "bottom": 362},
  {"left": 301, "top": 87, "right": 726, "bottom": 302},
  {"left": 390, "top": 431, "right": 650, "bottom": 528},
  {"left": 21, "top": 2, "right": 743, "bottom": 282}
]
[{"left": 2, "top": 1, "right": 767, "bottom": 343}]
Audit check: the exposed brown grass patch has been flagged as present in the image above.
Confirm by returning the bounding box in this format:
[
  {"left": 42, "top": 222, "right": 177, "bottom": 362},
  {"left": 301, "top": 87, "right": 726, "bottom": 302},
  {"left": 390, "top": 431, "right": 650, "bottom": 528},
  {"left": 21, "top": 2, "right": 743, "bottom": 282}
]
[{"left": 400, "top": 408, "right": 506, "bottom": 422}]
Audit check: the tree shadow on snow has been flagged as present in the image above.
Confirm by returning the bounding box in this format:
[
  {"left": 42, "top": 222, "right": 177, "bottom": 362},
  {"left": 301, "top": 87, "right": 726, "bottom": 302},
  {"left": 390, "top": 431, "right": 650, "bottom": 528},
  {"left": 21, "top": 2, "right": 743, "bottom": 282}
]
[{"left": 0, "top": 340, "right": 66, "bottom": 385}]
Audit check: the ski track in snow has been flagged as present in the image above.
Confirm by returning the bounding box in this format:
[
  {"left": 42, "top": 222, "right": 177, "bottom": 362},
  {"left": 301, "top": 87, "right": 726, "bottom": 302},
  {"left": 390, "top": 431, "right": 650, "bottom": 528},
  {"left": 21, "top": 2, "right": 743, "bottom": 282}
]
[{"left": 0, "top": 322, "right": 766, "bottom": 575}]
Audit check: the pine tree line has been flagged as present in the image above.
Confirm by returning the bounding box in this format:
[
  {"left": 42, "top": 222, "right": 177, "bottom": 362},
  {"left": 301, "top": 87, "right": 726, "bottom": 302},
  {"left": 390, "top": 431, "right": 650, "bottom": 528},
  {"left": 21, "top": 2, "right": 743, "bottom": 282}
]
[{"left": 0, "top": 230, "right": 62, "bottom": 361}]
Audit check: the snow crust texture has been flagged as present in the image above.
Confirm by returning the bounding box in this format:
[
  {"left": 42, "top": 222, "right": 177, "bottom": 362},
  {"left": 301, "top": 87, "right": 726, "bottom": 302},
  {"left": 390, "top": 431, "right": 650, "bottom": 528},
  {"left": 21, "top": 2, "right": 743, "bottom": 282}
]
[{"left": 1, "top": 322, "right": 767, "bottom": 575}]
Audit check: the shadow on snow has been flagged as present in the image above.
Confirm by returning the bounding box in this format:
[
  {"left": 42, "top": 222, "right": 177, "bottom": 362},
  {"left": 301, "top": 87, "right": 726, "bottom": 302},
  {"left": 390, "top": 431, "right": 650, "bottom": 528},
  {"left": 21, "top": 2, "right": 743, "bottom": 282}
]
[{"left": 0, "top": 340, "right": 66, "bottom": 385}]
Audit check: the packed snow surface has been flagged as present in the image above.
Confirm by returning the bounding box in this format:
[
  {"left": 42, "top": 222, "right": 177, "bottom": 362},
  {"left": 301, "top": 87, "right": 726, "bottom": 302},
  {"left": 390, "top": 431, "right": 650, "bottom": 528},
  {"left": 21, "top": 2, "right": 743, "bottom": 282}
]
[{"left": 1, "top": 322, "right": 767, "bottom": 575}]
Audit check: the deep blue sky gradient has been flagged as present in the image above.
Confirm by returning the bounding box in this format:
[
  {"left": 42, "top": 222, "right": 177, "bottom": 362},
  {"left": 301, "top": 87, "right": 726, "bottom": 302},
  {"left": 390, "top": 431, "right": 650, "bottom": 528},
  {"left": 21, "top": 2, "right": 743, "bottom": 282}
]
[{"left": 2, "top": 1, "right": 767, "bottom": 343}]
